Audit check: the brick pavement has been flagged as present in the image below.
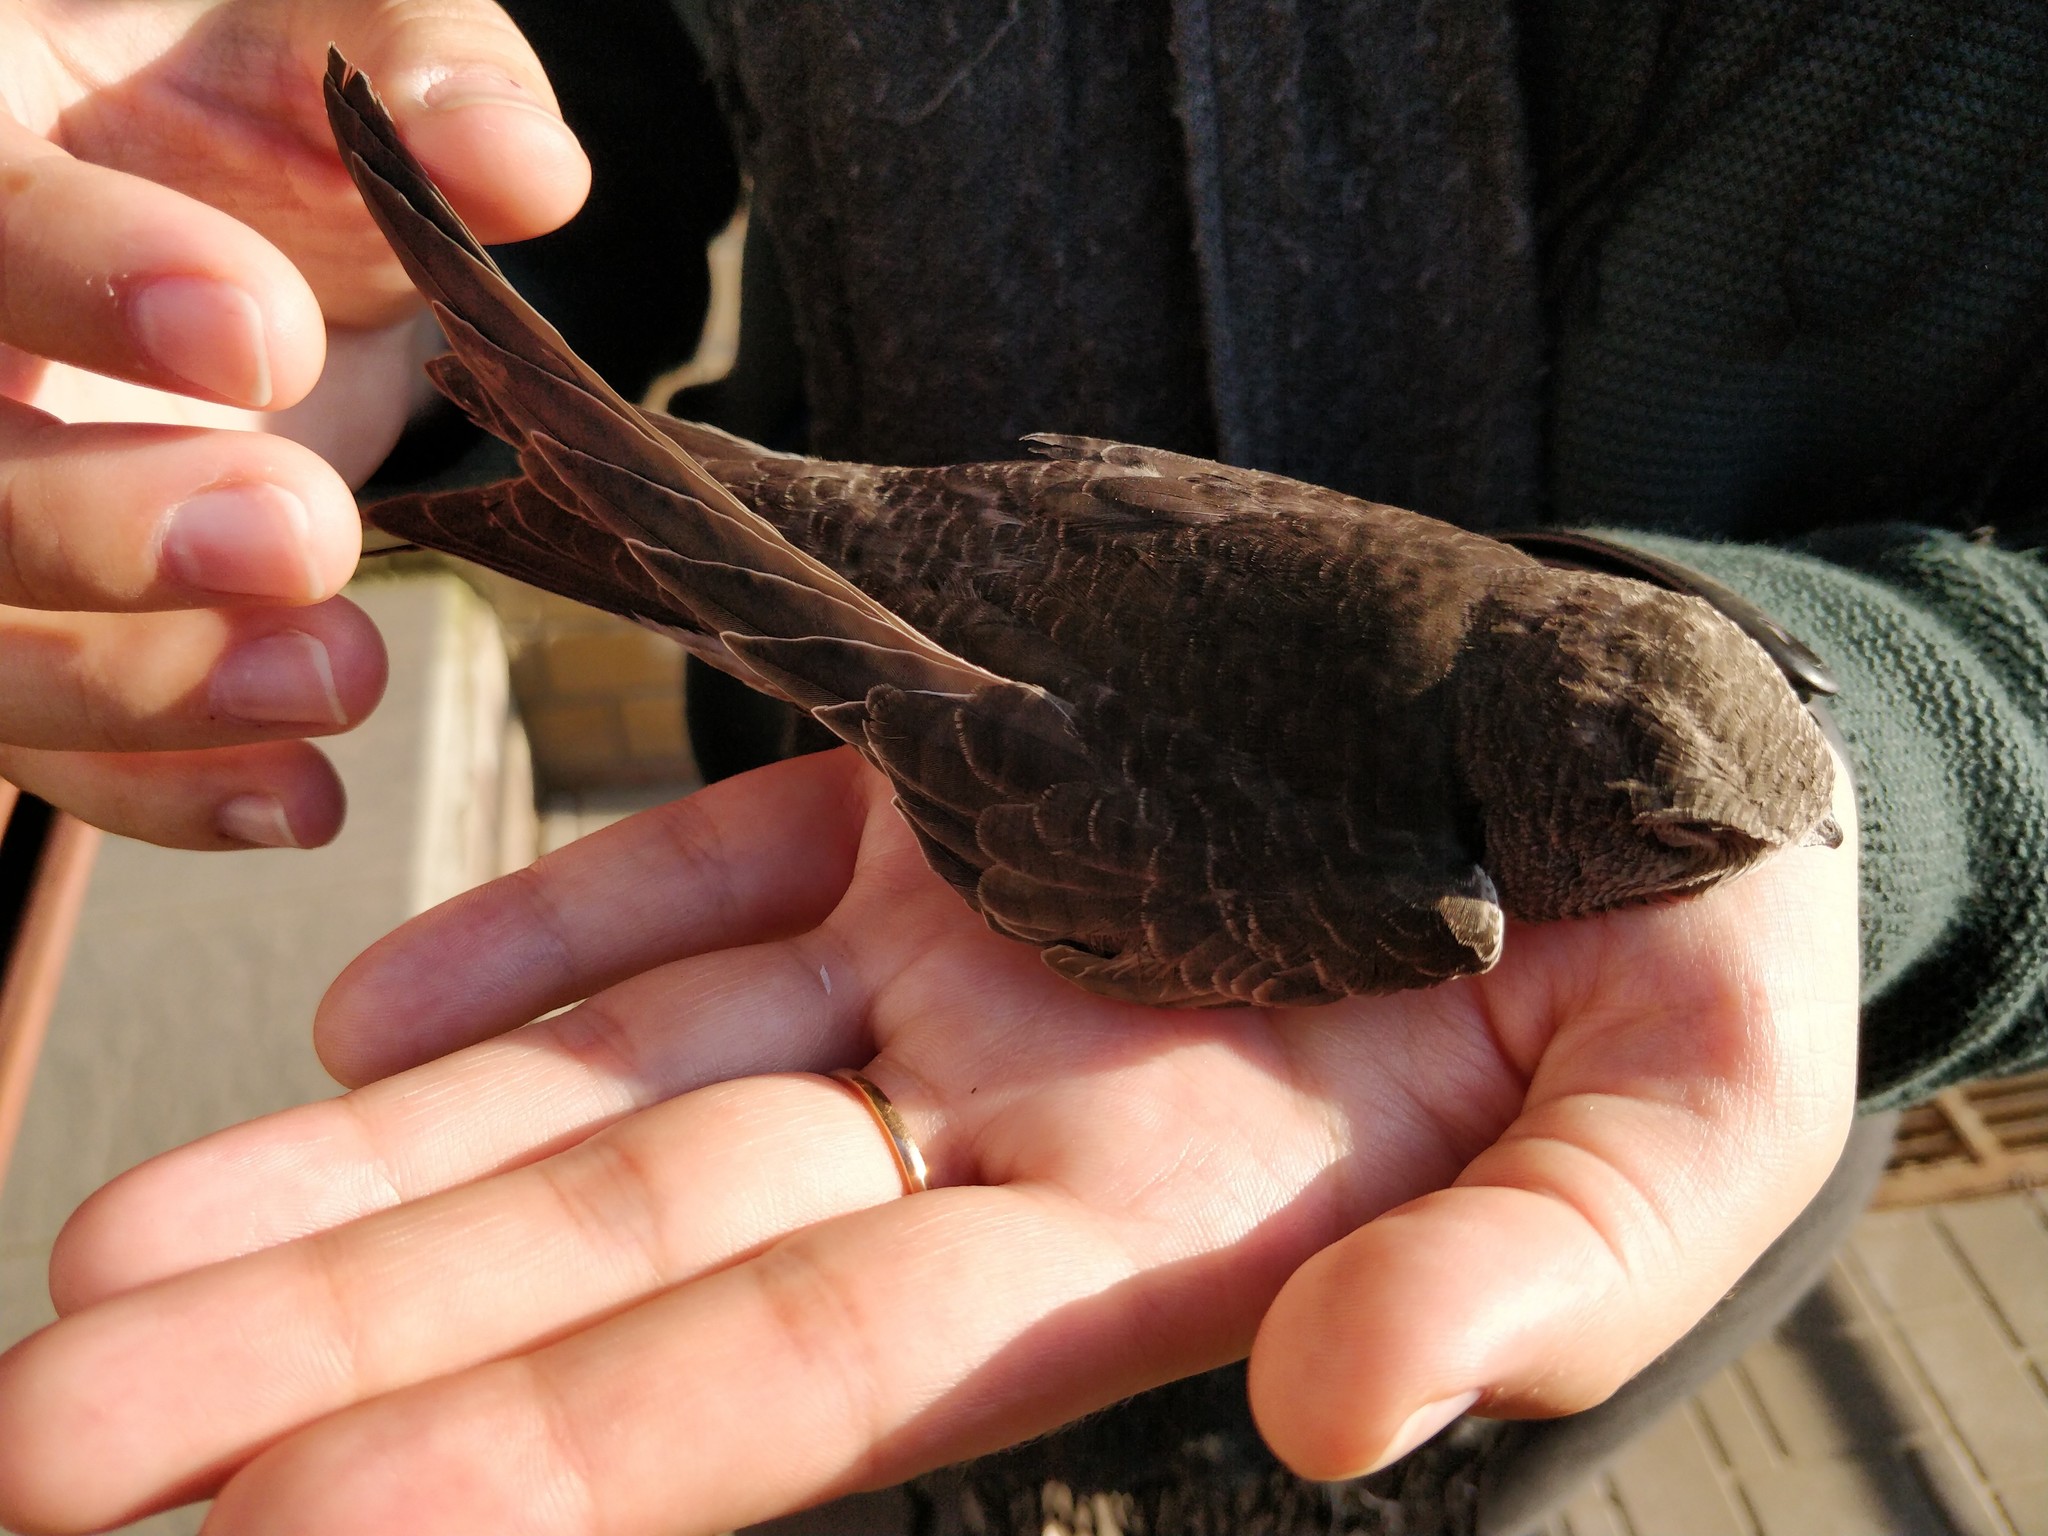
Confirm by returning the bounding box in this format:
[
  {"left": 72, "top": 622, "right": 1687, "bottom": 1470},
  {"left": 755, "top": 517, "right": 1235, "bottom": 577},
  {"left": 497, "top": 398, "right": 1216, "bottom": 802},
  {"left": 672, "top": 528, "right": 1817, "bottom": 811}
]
[{"left": 1545, "top": 1190, "right": 2048, "bottom": 1536}]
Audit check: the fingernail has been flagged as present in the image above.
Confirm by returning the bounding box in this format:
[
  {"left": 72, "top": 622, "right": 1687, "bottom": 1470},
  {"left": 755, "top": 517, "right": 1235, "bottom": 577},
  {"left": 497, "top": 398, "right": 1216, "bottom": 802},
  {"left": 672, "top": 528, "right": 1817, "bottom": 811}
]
[
  {"left": 212, "top": 630, "right": 347, "bottom": 727},
  {"left": 420, "top": 70, "right": 563, "bottom": 126},
  {"left": 1367, "top": 1391, "right": 1481, "bottom": 1474},
  {"left": 216, "top": 794, "right": 301, "bottom": 849},
  {"left": 160, "top": 484, "right": 321, "bottom": 601},
  {"left": 128, "top": 277, "right": 273, "bottom": 408}
]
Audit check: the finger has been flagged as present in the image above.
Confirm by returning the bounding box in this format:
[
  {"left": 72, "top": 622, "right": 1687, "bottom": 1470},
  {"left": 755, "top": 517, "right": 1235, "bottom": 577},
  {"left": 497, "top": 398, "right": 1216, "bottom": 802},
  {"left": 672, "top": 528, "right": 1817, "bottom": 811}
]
[
  {"left": 66, "top": 0, "right": 592, "bottom": 330},
  {"left": 0, "top": 114, "right": 322, "bottom": 409},
  {"left": 61, "top": 792, "right": 1068, "bottom": 1303},
  {"left": 314, "top": 0, "right": 592, "bottom": 250},
  {"left": 0, "top": 740, "right": 344, "bottom": 850},
  {"left": 57, "top": 917, "right": 880, "bottom": 1307},
  {"left": 0, "top": 405, "right": 360, "bottom": 609},
  {"left": 0, "top": 1075, "right": 913, "bottom": 1534},
  {"left": 1246, "top": 800, "right": 1863, "bottom": 1479},
  {"left": 190, "top": 1176, "right": 1272, "bottom": 1536},
  {"left": 315, "top": 749, "right": 874, "bottom": 1085},
  {"left": 0, "top": 595, "right": 386, "bottom": 752}
]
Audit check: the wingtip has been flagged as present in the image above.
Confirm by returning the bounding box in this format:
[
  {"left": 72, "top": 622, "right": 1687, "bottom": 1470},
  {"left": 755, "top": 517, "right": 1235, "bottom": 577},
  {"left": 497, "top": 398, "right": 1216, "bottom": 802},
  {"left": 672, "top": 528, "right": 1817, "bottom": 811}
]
[
  {"left": 320, "top": 45, "right": 372, "bottom": 149},
  {"left": 323, "top": 43, "right": 392, "bottom": 130},
  {"left": 322, "top": 44, "right": 371, "bottom": 114},
  {"left": 321, "top": 45, "right": 349, "bottom": 125}
]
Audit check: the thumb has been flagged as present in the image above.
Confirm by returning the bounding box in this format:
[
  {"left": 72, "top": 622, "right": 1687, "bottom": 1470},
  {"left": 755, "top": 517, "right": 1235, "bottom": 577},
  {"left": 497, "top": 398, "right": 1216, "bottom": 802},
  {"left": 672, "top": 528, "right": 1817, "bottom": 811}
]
[
  {"left": 321, "top": 0, "right": 589, "bottom": 248},
  {"left": 1246, "top": 771, "right": 1862, "bottom": 1481},
  {"left": 205, "top": 0, "right": 592, "bottom": 327},
  {"left": 1243, "top": 1175, "right": 1762, "bottom": 1481}
]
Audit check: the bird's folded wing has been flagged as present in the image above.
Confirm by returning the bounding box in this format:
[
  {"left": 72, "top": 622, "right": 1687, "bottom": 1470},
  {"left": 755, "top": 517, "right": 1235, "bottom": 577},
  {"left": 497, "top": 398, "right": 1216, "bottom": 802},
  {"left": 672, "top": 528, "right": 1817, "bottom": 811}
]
[
  {"left": 852, "top": 684, "right": 1503, "bottom": 1004},
  {"left": 367, "top": 473, "right": 684, "bottom": 624}
]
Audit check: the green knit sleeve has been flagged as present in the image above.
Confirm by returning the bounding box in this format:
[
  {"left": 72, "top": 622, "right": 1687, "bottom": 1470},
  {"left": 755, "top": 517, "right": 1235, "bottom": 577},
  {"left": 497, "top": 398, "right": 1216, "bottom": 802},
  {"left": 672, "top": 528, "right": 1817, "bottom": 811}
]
[{"left": 1604, "top": 527, "right": 2048, "bottom": 1109}]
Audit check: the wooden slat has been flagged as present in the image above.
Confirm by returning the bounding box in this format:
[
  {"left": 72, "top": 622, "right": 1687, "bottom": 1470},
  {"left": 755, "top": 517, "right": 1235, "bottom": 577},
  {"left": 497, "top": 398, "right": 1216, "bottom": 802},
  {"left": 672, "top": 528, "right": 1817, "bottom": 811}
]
[
  {"left": 1872, "top": 1148, "right": 2048, "bottom": 1209},
  {"left": 1934, "top": 1088, "right": 2008, "bottom": 1165},
  {"left": 0, "top": 804, "right": 100, "bottom": 1199},
  {"left": 1978, "top": 1084, "right": 2048, "bottom": 1116},
  {"left": 1889, "top": 1128, "right": 1960, "bottom": 1165},
  {"left": 1878, "top": 1068, "right": 2048, "bottom": 1208}
]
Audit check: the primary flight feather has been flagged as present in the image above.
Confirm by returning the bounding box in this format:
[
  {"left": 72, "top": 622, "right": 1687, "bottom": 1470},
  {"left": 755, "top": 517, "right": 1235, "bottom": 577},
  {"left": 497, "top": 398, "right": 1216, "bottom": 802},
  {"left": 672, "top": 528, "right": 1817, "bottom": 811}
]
[{"left": 324, "top": 49, "right": 1836, "bottom": 1008}]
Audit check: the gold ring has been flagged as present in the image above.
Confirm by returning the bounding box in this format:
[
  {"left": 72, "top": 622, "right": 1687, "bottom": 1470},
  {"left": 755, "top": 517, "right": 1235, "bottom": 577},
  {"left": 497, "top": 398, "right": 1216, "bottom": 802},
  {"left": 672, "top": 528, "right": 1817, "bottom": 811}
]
[{"left": 830, "top": 1068, "right": 930, "bottom": 1195}]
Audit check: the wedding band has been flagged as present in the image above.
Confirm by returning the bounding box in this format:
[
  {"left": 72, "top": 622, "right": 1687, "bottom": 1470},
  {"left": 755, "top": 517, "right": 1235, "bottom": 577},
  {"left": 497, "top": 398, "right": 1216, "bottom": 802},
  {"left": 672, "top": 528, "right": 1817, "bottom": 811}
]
[{"left": 831, "top": 1068, "right": 930, "bottom": 1195}]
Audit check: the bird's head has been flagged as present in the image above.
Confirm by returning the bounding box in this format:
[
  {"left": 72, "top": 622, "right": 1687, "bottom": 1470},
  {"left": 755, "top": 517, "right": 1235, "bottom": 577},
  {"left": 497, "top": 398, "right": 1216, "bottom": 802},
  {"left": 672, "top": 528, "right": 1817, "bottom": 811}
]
[{"left": 1452, "top": 571, "right": 1838, "bottom": 922}]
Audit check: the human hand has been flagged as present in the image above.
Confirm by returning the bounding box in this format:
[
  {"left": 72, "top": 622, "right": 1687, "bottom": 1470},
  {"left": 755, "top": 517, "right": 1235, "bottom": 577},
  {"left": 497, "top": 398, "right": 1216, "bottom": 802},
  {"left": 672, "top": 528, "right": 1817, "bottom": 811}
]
[
  {"left": 0, "top": 0, "right": 586, "bottom": 847},
  {"left": 0, "top": 743, "right": 1858, "bottom": 1534}
]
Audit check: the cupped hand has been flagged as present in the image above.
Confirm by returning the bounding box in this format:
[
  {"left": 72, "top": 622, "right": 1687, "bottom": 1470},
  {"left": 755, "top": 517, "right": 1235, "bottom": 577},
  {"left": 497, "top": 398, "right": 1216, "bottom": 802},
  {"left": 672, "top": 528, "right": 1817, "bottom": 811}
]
[
  {"left": 0, "top": 745, "right": 1859, "bottom": 1535},
  {"left": 0, "top": 0, "right": 587, "bottom": 847}
]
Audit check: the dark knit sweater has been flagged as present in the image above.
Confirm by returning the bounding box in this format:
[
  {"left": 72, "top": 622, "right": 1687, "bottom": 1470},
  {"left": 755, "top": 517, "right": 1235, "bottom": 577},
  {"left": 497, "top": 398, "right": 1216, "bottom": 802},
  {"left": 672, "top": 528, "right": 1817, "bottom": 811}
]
[
  {"left": 661, "top": 0, "right": 2048, "bottom": 1109},
  {"left": 1535, "top": 0, "right": 2048, "bottom": 1106},
  {"left": 403, "top": 3, "right": 2046, "bottom": 1529}
]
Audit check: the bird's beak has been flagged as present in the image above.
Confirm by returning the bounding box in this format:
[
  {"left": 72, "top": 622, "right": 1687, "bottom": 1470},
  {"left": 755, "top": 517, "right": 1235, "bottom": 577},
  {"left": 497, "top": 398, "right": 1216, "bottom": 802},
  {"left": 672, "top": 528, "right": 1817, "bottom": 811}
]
[{"left": 1803, "top": 814, "right": 1845, "bottom": 850}]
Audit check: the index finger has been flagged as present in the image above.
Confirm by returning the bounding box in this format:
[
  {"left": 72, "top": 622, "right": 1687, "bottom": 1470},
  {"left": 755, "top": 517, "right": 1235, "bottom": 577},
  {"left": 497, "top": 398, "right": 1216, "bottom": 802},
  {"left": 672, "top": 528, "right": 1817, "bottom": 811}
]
[
  {"left": 313, "top": 750, "right": 877, "bottom": 1085},
  {"left": 0, "top": 114, "right": 323, "bottom": 410}
]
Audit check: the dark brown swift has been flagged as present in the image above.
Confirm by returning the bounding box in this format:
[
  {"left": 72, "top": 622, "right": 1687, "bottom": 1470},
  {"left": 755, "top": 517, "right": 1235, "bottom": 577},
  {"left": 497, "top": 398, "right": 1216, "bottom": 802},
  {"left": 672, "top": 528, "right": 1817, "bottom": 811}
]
[{"left": 324, "top": 50, "right": 1836, "bottom": 1008}]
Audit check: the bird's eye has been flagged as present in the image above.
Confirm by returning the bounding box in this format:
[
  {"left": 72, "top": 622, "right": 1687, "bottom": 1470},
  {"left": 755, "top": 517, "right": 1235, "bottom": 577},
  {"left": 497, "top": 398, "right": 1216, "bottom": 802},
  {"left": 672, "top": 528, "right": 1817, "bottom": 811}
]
[{"left": 1637, "top": 812, "right": 1729, "bottom": 851}]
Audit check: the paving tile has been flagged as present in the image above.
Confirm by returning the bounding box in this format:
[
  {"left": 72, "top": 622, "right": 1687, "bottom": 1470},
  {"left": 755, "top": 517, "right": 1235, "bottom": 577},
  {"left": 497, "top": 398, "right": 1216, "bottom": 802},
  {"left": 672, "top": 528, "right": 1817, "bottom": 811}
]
[
  {"left": 1891, "top": 1302, "right": 2048, "bottom": 1486},
  {"left": 1697, "top": 1367, "right": 1781, "bottom": 1473},
  {"left": 1904, "top": 1444, "right": 2022, "bottom": 1536},
  {"left": 1769, "top": 1259, "right": 2012, "bottom": 1536},
  {"left": 1738, "top": 1322, "right": 1918, "bottom": 1464},
  {"left": 1741, "top": 1455, "right": 1957, "bottom": 1536},
  {"left": 1999, "top": 1476, "right": 2048, "bottom": 1536},
  {"left": 0, "top": 889, "right": 391, "bottom": 1256},
  {"left": 1735, "top": 1335, "right": 1853, "bottom": 1462},
  {"left": 1816, "top": 1253, "right": 1885, "bottom": 1331},
  {"left": 1850, "top": 1209, "right": 1979, "bottom": 1316},
  {"left": 1606, "top": 1406, "right": 1753, "bottom": 1536},
  {"left": 1555, "top": 1480, "right": 1633, "bottom": 1536},
  {"left": 1937, "top": 1195, "right": 2048, "bottom": 1363}
]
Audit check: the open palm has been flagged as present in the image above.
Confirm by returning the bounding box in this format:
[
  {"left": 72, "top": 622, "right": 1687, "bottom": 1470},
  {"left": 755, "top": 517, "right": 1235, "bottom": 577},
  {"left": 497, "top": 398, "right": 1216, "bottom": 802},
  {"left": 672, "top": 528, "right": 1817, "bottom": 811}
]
[{"left": 0, "top": 745, "right": 1858, "bottom": 1535}]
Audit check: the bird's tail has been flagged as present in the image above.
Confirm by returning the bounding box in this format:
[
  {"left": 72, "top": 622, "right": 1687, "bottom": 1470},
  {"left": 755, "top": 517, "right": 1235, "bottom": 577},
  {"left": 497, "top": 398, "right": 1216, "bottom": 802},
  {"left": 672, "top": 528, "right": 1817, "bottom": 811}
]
[{"left": 323, "top": 47, "right": 1000, "bottom": 713}]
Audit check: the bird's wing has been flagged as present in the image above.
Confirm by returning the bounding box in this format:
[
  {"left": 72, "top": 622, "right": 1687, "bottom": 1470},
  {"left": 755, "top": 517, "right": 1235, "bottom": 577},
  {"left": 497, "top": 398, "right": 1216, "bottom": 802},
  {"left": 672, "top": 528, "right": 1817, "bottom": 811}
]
[
  {"left": 646, "top": 449, "right": 1510, "bottom": 1002},
  {"left": 328, "top": 49, "right": 1501, "bottom": 1003},
  {"left": 326, "top": 49, "right": 994, "bottom": 695},
  {"left": 836, "top": 682, "right": 1502, "bottom": 1005}
]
